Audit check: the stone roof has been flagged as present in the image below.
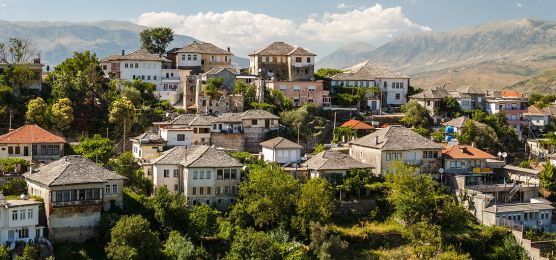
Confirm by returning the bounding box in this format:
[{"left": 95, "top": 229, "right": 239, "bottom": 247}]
[
  {"left": 442, "top": 144, "right": 496, "bottom": 159},
  {"left": 260, "top": 137, "right": 302, "bottom": 149},
  {"left": 159, "top": 110, "right": 279, "bottom": 126},
  {"left": 100, "top": 48, "right": 171, "bottom": 62},
  {"left": 204, "top": 67, "right": 237, "bottom": 76},
  {"left": 250, "top": 42, "right": 315, "bottom": 56},
  {"left": 456, "top": 86, "right": 484, "bottom": 95},
  {"left": 130, "top": 131, "right": 165, "bottom": 144},
  {"left": 350, "top": 126, "right": 443, "bottom": 151},
  {"left": 213, "top": 113, "right": 243, "bottom": 123},
  {"left": 152, "top": 145, "right": 243, "bottom": 168},
  {"left": 448, "top": 90, "right": 471, "bottom": 99},
  {"left": 241, "top": 110, "right": 280, "bottom": 120},
  {"left": 442, "top": 116, "right": 468, "bottom": 128},
  {"left": 302, "top": 150, "right": 372, "bottom": 171},
  {"left": 0, "top": 124, "right": 65, "bottom": 144},
  {"left": 177, "top": 41, "right": 232, "bottom": 55},
  {"left": 410, "top": 88, "right": 450, "bottom": 100},
  {"left": 168, "top": 114, "right": 215, "bottom": 126},
  {"left": 331, "top": 60, "right": 408, "bottom": 80},
  {"left": 24, "top": 155, "right": 126, "bottom": 187}
]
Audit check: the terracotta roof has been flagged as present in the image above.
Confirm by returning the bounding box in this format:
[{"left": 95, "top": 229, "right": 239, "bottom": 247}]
[
  {"left": 524, "top": 105, "right": 551, "bottom": 116},
  {"left": 177, "top": 41, "right": 232, "bottom": 55},
  {"left": 250, "top": 42, "right": 315, "bottom": 56},
  {"left": 101, "top": 48, "right": 170, "bottom": 62},
  {"left": 260, "top": 137, "right": 303, "bottom": 149},
  {"left": 331, "top": 60, "right": 408, "bottom": 80},
  {"left": 341, "top": 119, "right": 374, "bottom": 130},
  {"left": 302, "top": 150, "right": 372, "bottom": 171},
  {"left": 350, "top": 126, "right": 443, "bottom": 151},
  {"left": 501, "top": 90, "right": 523, "bottom": 98},
  {"left": 24, "top": 155, "right": 126, "bottom": 187},
  {"left": 442, "top": 144, "right": 496, "bottom": 159},
  {"left": 0, "top": 125, "right": 65, "bottom": 144},
  {"left": 152, "top": 145, "right": 243, "bottom": 168}
]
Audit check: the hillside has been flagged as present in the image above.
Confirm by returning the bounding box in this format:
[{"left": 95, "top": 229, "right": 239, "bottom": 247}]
[
  {"left": 507, "top": 69, "right": 556, "bottom": 93},
  {"left": 316, "top": 42, "right": 375, "bottom": 69},
  {"left": 0, "top": 20, "right": 249, "bottom": 68},
  {"left": 319, "top": 19, "right": 556, "bottom": 92}
]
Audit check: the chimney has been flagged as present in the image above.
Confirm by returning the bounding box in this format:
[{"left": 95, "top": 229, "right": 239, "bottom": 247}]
[
  {"left": 121, "top": 50, "right": 125, "bottom": 56},
  {"left": 227, "top": 47, "right": 230, "bottom": 52},
  {"left": 375, "top": 136, "right": 379, "bottom": 145}
]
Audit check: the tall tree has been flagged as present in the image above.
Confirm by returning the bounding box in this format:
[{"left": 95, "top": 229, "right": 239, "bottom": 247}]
[
  {"left": 140, "top": 27, "right": 174, "bottom": 55},
  {"left": 188, "top": 204, "right": 220, "bottom": 239},
  {"left": 105, "top": 215, "right": 162, "bottom": 260},
  {"left": 50, "top": 98, "right": 74, "bottom": 131},
  {"left": 293, "top": 178, "right": 336, "bottom": 236},
  {"left": 109, "top": 97, "right": 136, "bottom": 135},
  {"left": 0, "top": 38, "right": 37, "bottom": 64},
  {"left": 151, "top": 186, "right": 188, "bottom": 235},
  {"left": 400, "top": 101, "right": 433, "bottom": 129},
  {"left": 163, "top": 231, "right": 195, "bottom": 260},
  {"left": 25, "top": 97, "right": 47, "bottom": 124},
  {"left": 73, "top": 134, "right": 115, "bottom": 165}
]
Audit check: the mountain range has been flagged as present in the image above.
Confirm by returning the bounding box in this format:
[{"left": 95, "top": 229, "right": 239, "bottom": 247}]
[
  {"left": 318, "top": 19, "right": 556, "bottom": 92},
  {"left": 0, "top": 20, "right": 249, "bottom": 68}
]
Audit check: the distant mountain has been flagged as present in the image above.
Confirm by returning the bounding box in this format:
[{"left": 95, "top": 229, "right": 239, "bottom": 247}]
[
  {"left": 319, "top": 19, "right": 556, "bottom": 92},
  {"left": 507, "top": 69, "right": 556, "bottom": 93},
  {"left": 316, "top": 42, "right": 375, "bottom": 69},
  {"left": 0, "top": 20, "right": 249, "bottom": 68}
]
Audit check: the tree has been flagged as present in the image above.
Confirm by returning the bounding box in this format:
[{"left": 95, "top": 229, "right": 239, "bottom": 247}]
[
  {"left": 108, "top": 152, "right": 151, "bottom": 194},
  {"left": 140, "top": 27, "right": 174, "bottom": 55},
  {"left": 293, "top": 178, "right": 335, "bottom": 236},
  {"left": 540, "top": 162, "right": 556, "bottom": 193},
  {"left": 50, "top": 97, "right": 74, "bottom": 131},
  {"left": 405, "top": 220, "right": 442, "bottom": 259},
  {"left": 309, "top": 222, "right": 348, "bottom": 260},
  {"left": 1, "top": 178, "right": 27, "bottom": 196},
  {"left": 188, "top": 204, "right": 220, "bottom": 239},
  {"left": 151, "top": 186, "right": 188, "bottom": 235},
  {"left": 3, "top": 64, "right": 35, "bottom": 95},
  {"left": 230, "top": 164, "right": 299, "bottom": 229},
  {"left": 0, "top": 245, "right": 8, "bottom": 260},
  {"left": 163, "top": 231, "right": 195, "bottom": 260},
  {"left": 203, "top": 77, "right": 224, "bottom": 98},
  {"left": 109, "top": 97, "right": 136, "bottom": 135},
  {"left": 49, "top": 51, "right": 104, "bottom": 101},
  {"left": 0, "top": 157, "right": 30, "bottom": 173},
  {"left": 438, "top": 97, "right": 461, "bottom": 118},
  {"left": 234, "top": 81, "right": 257, "bottom": 109},
  {"left": 19, "top": 244, "right": 37, "bottom": 260},
  {"left": 332, "top": 126, "right": 356, "bottom": 143},
  {"left": 400, "top": 101, "right": 432, "bottom": 129},
  {"left": 105, "top": 215, "right": 162, "bottom": 260},
  {"left": 337, "top": 168, "right": 371, "bottom": 200},
  {"left": 315, "top": 68, "right": 343, "bottom": 79},
  {"left": 226, "top": 228, "right": 304, "bottom": 260},
  {"left": 0, "top": 38, "right": 37, "bottom": 64},
  {"left": 73, "top": 134, "right": 115, "bottom": 165},
  {"left": 25, "top": 97, "right": 47, "bottom": 124},
  {"left": 459, "top": 120, "right": 499, "bottom": 150}
]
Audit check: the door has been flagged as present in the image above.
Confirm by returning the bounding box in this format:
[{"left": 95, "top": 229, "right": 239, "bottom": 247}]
[
  {"left": 24, "top": 146, "right": 29, "bottom": 156},
  {"left": 265, "top": 119, "right": 270, "bottom": 129}
]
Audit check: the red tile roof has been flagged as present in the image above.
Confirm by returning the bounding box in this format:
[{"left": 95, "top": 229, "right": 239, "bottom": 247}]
[
  {"left": 442, "top": 144, "right": 496, "bottom": 159},
  {"left": 501, "top": 90, "right": 523, "bottom": 98},
  {"left": 0, "top": 125, "right": 65, "bottom": 144},
  {"left": 341, "top": 119, "right": 374, "bottom": 130}
]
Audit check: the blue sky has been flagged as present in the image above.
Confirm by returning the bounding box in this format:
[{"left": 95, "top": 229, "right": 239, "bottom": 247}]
[{"left": 1, "top": 0, "right": 555, "bottom": 57}]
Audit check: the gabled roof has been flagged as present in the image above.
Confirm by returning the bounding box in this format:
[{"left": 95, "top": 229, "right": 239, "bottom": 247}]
[
  {"left": 341, "top": 119, "right": 374, "bottom": 130},
  {"left": 442, "top": 116, "right": 468, "bottom": 128},
  {"left": 24, "top": 155, "right": 126, "bottom": 187},
  {"left": 130, "top": 131, "right": 165, "bottom": 144},
  {"left": 176, "top": 41, "right": 232, "bottom": 55},
  {"left": 331, "top": 60, "right": 408, "bottom": 80},
  {"left": 100, "top": 48, "right": 171, "bottom": 62},
  {"left": 0, "top": 125, "right": 65, "bottom": 144},
  {"left": 204, "top": 67, "right": 237, "bottom": 76},
  {"left": 166, "top": 114, "right": 215, "bottom": 126},
  {"left": 249, "top": 42, "right": 315, "bottom": 56},
  {"left": 350, "top": 126, "right": 443, "bottom": 151},
  {"left": 260, "top": 137, "right": 302, "bottom": 149},
  {"left": 240, "top": 110, "right": 280, "bottom": 120},
  {"left": 157, "top": 110, "right": 279, "bottom": 127},
  {"left": 152, "top": 145, "right": 243, "bottom": 168},
  {"left": 302, "top": 150, "right": 372, "bottom": 171},
  {"left": 410, "top": 88, "right": 450, "bottom": 100},
  {"left": 524, "top": 105, "right": 551, "bottom": 116},
  {"left": 442, "top": 145, "right": 496, "bottom": 159}
]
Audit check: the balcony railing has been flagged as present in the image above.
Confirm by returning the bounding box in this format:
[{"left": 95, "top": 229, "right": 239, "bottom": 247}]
[{"left": 445, "top": 167, "right": 493, "bottom": 174}]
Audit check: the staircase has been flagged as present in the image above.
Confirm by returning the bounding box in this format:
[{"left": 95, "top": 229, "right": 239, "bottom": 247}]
[{"left": 505, "top": 184, "right": 521, "bottom": 203}]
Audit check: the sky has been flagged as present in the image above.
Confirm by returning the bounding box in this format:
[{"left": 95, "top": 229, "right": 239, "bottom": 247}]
[{"left": 1, "top": 0, "right": 555, "bottom": 57}]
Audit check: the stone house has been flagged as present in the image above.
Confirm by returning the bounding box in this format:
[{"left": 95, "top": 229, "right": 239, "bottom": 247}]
[
  {"left": 260, "top": 137, "right": 303, "bottom": 165},
  {"left": 300, "top": 149, "right": 372, "bottom": 184},
  {"left": 0, "top": 124, "right": 65, "bottom": 164},
  {"left": 130, "top": 131, "right": 165, "bottom": 162},
  {"left": 249, "top": 42, "right": 316, "bottom": 81},
  {"left": 173, "top": 41, "right": 233, "bottom": 74},
  {"left": 201, "top": 67, "right": 238, "bottom": 93},
  {"left": 266, "top": 80, "right": 330, "bottom": 107},
  {"left": 24, "top": 156, "right": 127, "bottom": 242}
]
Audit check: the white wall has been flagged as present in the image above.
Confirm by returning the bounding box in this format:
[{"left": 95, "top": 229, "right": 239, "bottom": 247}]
[
  {"left": 376, "top": 78, "right": 408, "bottom": 105},
  {"left": 177, "top": 52, "right": 202, "bottom": 67},
  {"left": 160, "top": 129, "right": 193, "bottom": 147},
  {"left": 153, "top": 164, "right": 181, "bottom": 192},
  {"left": 119, "top": 60, "right": 163, "bottom": 89},
  {"left": 262, "top": 147, "right": 300, "bottom": 164}
]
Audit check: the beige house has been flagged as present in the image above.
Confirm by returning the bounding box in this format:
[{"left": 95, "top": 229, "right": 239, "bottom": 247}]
[
  {"left": 0, "top": 195, "right": 45, "bottom": 249},
  {"left": 130, "top": 131, "right": 165, "bottom": 162},
  {"left": 0, "top": 125, "right": 65, "bottom": 164},
  {"left": 174, "top": 41, "right": 233, "bottom": 74},
  {"left": 24, "top": 156, "right": 126, "bottom": 242},
  {"left": 249, "top": 42, "right": 316, "bottom": 81},
  {"left": 349, "top": 126, "right": 443, "bottom": 176}
]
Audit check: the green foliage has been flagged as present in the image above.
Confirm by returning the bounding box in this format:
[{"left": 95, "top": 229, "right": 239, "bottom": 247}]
[
  {"left": 163, "top": 231, "right": 196, "bottom": 260},
  {"left": 0, "top": 157, "right": 29, "bottom": 173},
  {"left": 151, "top": 186, "right": 188, "bottom": 236},
  {"left": 73, "top": 134, "right": 115, "bottom": 165},
  {"left": 267, "top": 89, "right": 293, "bottom": 113},
  {"left": 109, "top": 97, "right": 135, "bottom": 134},
  {"left": 0, "top": 245, "right": 8, "bottom": 260},
  {"left": 204, "top": 77, "right": 224, "bottom": 98},
  {"left": 404, "top": 220, "right": 442, "bottom": 259},
  {"left": 315, "top": 68, "right": 343, "bottom": 79},
  {"left": 226, "top": 228, "right": 304, "bottom": 260},
  {"left": 332, "top": 126, "right": 356, "bottom": 143},
  {"left": 540, "top": 162, "right": 556, "bottom": 192},
  {"left": 188, "top": 204, "right": 220, "bottom": 239},
  {"left": 49, "top": 51, "right": 104, "bottom": 101},
  {"left": 400, "top": 101, "right": 432, "bottom": 129},
  {"left": 234, "top": 81, "right": 257, "bottom": 109},
  {"left": 139, "top": 27, "right": 174, "bottom": 55},
  {"left": 412, "top": 127, "right": 430, "bottom": 137},
  {"left": 528, "top": 93, "right": 556, "bottom": 108},
  {"left": 108, "top": 152, "right": 151, "bottom": 194},
  {"left": 3, "top": 64, "right": 35, "bottom": 95},
  {"left": 1, "top": 178, "right": 28, "bottom": 196},
  {"left": 250, "top": 102, "right": 276, "bottom": 112},
  {"left": 309, "top": 222, "right": 348, "bottom": 259},
  {"left": 25, "top": 97, "right": 47, "bottom": 124},
  {"left": 19, "top": 244, "right": 37, "bottom": 260},
  {"left": 51, "top": 97, "right": 74, "bottom": 131},
  {"left": 313, "top": 144, "right": 324, "bottom": 154},
  {"left": 227, "top": 151, "right": 258, "bottom": 164},
  {"left": 437, "top": 97, "right": 461, "bottom": 118},
  {"left": 293, "top": 178, "right": 336, "bottom": 236},
  {"left": 105, "top": 215, "right": 162, "bottom": 260},
  {"left": 459, "top": 119, "right": 499, "bottom": 150}
]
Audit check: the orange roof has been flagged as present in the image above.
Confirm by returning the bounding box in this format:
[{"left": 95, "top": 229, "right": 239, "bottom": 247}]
[
  {"left": 501, "top": 90, "right": 522, "bottom": 98},
  {"left": 442, "top": 144, "right": 496, "bottom": 159},
  {"left": 525, "top": 105, "right": 550, "bottom": 115},
  {"left": 341, "top": 119, "right": 374, "bottom": 130},
  {"left": 0, "top": 125, "right": 65, "bottom": 144}
]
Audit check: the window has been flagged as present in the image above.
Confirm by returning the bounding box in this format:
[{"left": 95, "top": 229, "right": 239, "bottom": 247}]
[
  {"left": 15, "top": 146, "right": 20, "bottom": 154},
  {"left": 27, "top": 209, "right": 33, "bottom": 219},
  {"left": 12, "top": 210, "right": 17, "bottom": 220},
  {"left": 293, "top": 86, "right": 300, "bottom": 91},
  {"left": 192, "top": 187, "right": 196, "bottom": 195},
  {"left": 154, "top": 76, "right": 157, "bottom": 80},
  {"left": 206, "top": 171, "right": 211, "bottom": 179},
  {"left": 164, "top": 170, "right": 170, "bottom": 178},
  {"left": 125, "top": 63, "right": 129, "bottom": 68},
  {"left": 177, "top": 134, "right": 185, "bottom": 141},
  {"left": 400, "top": 82, "right": 404, "bottom": 88},
  {"left": 105, "top": 185, "right": 110, "bottom": 194},
  {"left": 231, "top": 169, "right": 237, "bottom": 179},
  {"left": 187, "top": 54, "right": 191, "bottom": 60},
  {"left": 173, "top": 170, "right": 179, "bottom": 177},
  {"left": 224, "top": 169, "right": 230, "bottom": 179},
  {"left": 216, "top": 187, "right": 221, "bottom": 195},
  {"left": 251, "top": 119, "right": 257, "bottom": 125},
  {"left": 217, "top": 169, "right": 223, "bottom": 180},
  {"left": 182, "top": 54, "right": 186, "bottom": 61},
  {"left": 383, "top": 82, "right": 387, "bottom": 88},
  {"left": 20, "top": 210, "right": 25, "bottom": 220},
  {"left": 224, "top": 186, "right": 229, "bottom": 195},
  {"left": 18, "top": 228, "right": 29, "bottom": 238},
  {"left": 112, "top": 184, "right": 117, "bottom": 194},
  {"left": 141, "top": 75, "right": 145, "bottom": 80},
  {"left": 395, "top": 93, "right": 401, "bottom": 100},
  {"left": 295, "top": 57, "right": 302, "bottom": 63},
  {"left": 279, "top": 85, "right": 287, "bottom": 91},
  {"left": 386, "top": 153, "right": 402, "bottom": 161},
  {"left": 147, "top": 75, "right": 151, "bottom": 80},
  {"left": 307, "top": 57, "right": 311, "bottom": 63},
  {"left": 207, "top": 187, "right": 211, "bottom": 195},
  {"left": 200, "top": 187, "right": 204, "bottom": 195},
  {"left": 193, "top": 54, "right": 197, "bottom": 60},
  {"left": 8, "top": 146, "right": 13, "bottom": 154},
  {"left": 307, "top": 98, "right": 314, "bottom": 103},
  {"left": 200, "top": 171, "right": 205, "bottom": 179},
  {"left": 308, "top": 86, "right": 316, "bottom": 92},
  {"left": 193, "top": 171, "right": 198, "bottom": 179},
  {"left": 135, "top": 63, "right": 139, "bottom": 68}
]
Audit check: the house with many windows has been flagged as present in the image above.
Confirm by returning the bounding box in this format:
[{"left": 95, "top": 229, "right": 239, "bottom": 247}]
[
  {"left": 249, "top": 42, "right": 316, "bottom": 81},
  {"left": 149, "top": 145, "right": 243, "bottom": 209},
  {"left": 0, "top": 124, "right": 65, "bottom": 164},
  {"left": 0, "top": 195, "right": 44, "bottom": 249},
  {"left": 441, "top": 144, "right": 497, "bottom": 190},
  {"left": 349, "top": 126, "right": 443, "bottom": 176},
  {"left": 173, "top": 41, "right": 233, "bottom": 74},
  {"left": 266, "top": 80, "right": 330, "bottom": 107},
  {"left": 486, "top": 90, "right": 529, "bottom": 137},
  {"left": 24, "top": 156, "right": 126, "bottom": 242}
]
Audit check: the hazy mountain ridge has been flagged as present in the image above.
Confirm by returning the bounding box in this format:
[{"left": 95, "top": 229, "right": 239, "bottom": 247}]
[
  {"left": 316, "top": 42, "right": 376, "bottom": 69},
  {"left": 0, "top": 20, "right": 249, "bottom": 67}
]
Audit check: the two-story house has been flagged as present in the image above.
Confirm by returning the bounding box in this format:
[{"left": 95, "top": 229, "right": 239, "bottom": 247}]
[
  {"left": 155, "top": 114, "right": 213, "bottom": 146},
  {"left": 523, "top": 105, "right": 552, "bottom": 134},
  {"left": 130, "top": 131, "right": 165, "bottom": 162},
  {"left": 442, "top": 144, "right": 496, "bottom": 190},
  {"left": 249, "top": 42, "right": 316, "bottom": 81},
  {"left": 486, "top": 90, "right": 529, "bottom": 137},
  {"left": 349, "top": 126, "right": 443, "bottom": 176},
  {"left": 331, "top": 61, "right": 409, "bottom": 111},
  {"left": 409, "top": 88, "right": 450, "bottom": 116},
  {"left": 260, "top": 137, "right": 303, "bottom": 165},
  {"left": 150, "top": 145, "right": 243, "bottom": 209},
  {"left": 0, "top": 195, "right": 44, "bottom": 249},
  {"left": 24, "top": 155, "right": 126, "bottom": 242},
  {"left": 0, "top": 125, "right": 65, "bottom": 164},
  {"left": 265, "top": 80, "right": 330, "bottom": 107},
  {"left": 174, "top": 41, "right": 233, "bottom": 74}
]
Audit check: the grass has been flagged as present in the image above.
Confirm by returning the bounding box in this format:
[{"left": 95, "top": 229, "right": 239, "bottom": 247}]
[{"left": 53, "top": 239, "right": 107, "bottom": 260}]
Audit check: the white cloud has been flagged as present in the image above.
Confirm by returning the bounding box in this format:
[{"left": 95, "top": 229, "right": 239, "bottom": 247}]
[
  {"left": 337, "top": 3, "right": 354, "bottom": 9},
  {"left": 298, "top": 4, "right": 431, "bottom": 42},
  {"left": 516, "top": 2, "right": 523, "bottom": 7},
  {"left": 137, "top": 11, "right": 295, "bottom": 55}
]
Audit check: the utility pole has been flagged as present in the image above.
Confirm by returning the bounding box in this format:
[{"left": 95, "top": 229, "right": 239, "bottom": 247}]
[
  {"left": 106, "top": 127, "right": 109, "bottom": 139},
  {"left": 8, "top": 109, "right": 12, "bottom": 130},
  {"left": 333, "top": 112, "right": 337, "bottom": 130},
  {"left": 122, "top": 118, "right": 126, "bottom": 153}
]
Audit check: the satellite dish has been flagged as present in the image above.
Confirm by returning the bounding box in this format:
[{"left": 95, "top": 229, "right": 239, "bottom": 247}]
[
  {"left": 502, "top": 152, "right": 508, "bottom": 158},
  {"left": 497, "top": 152, "right": 502, "bottom": 157}
]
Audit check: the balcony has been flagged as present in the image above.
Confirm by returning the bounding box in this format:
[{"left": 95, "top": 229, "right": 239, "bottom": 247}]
[
  {"left": 445, "top": 167, "right": 493, "bottom": 174},
  {"left": 51, "top": 199, "right": 103, "bottom": 207}
]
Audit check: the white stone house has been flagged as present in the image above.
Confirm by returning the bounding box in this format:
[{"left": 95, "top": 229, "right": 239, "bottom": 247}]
[
  {"left": 0, "top": 195, "right": 44, "bottom": 249},
  {"left": 260, "top": 137, "right": 303, "bottom": 164},
  {"left": 24, "top": 156, "right": 127, "bottom": 242},
  {"left": 130, "top": 131, "right": 165, "bottom": 162}
]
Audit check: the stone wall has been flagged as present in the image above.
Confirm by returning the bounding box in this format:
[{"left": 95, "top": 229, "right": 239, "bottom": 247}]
[
  {"left": 244, "top": 128, "right": 267, "bottom": 153},
  {"left": 211, "top": 133, "right": 245, "bottom": 151},
  {"left": 512, "top": 230, "right": 548, "bottom": 260}
]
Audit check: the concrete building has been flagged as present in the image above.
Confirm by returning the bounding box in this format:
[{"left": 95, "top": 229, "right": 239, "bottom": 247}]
[
  {"left": 486, "top": 91, "right": 528, "bottom": 137},
  {"left": 441, "top": 144, "right": 497, "bottom": 190},
  {"left": 523, "top": 105, "right": 552, "bottom": 134},
  {"left": 149, "top": 145, "right": 243, "bottom": 209},
  {"left": 331, "top": 61, "right": 409, "bottom": 110},
  {"left": 260, "top": 137, "right": 303, "bottom": 165},
  {"left": 24, "top": 156, "right": 126, "bottom": 242},
  {"left": 174, "top": 41, "right": 233, "bottom": 74},
  {"left": 0, "top": 125, "right": 65, "bottom": 164},
  {"left": 266, "top": 80, "right": 330, "bottom": 107},
  {"left": 0, "top": 195, "right": 44, "bottom": 249},
  {"left": 349, "top": 126, "right": 443, "bottom": 176},
  {"left": 130, "top": 131, "right": 165, "bottom": 162},
  {"left": 249, "top": 42, "right": 316, "bottom": 81}
]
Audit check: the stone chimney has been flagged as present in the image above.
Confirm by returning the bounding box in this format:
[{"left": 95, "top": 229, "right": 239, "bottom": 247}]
[
  {"left": 375, "top": 136, "right": 379, "bottom": 145},
  {"left": 227, "top": 47, "right": 230, "bottom": 52},
  {"left": 121, "top": 50, "right": 125, "bottom": 56}
]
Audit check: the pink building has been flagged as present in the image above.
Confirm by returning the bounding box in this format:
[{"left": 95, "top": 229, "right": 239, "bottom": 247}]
[{"left": 266, "top": 80, "right": 330, "bottom": 107}]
